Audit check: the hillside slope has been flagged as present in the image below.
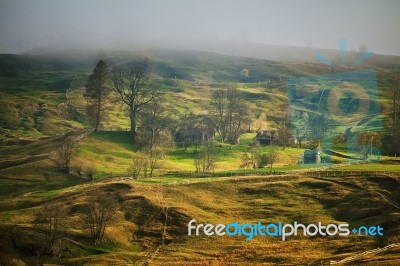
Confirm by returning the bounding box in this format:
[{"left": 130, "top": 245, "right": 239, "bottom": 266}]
[{"left": 0, "top": 173, "right": 399, "bottom": 265}]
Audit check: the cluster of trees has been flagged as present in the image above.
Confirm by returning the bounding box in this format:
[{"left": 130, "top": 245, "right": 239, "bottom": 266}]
[
  {"left": 84, "top": 60, "right": 162, "bottom": 141},
  {"left": 82, "top": 60, "right": 171, "bottom": 177},
  {"left": 187, "top": 88, "right": 254, "bottom": 174},
  {"left": 128, "top": 101, "right": 175, "bottom": 178},
  {"left": 291, "top": 111, "right": 334, "bottom": 148},
  {"left": 128, "top": 146, "right": 168, "bottom": 178}
]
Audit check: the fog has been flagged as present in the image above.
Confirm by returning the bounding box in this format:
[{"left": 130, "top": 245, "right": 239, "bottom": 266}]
[{"left": 1, "top": 0, "right": 400, "bottom": 56}]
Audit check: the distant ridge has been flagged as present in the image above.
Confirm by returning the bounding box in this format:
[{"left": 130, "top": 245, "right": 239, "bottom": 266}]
[{"left": 20, "top": 40, "right": 400, "bottom": 70}]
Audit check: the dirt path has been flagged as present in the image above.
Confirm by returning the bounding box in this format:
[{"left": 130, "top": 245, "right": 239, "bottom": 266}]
[
  {"left": 328, "top": 243, "right": 400, "bottom": 265},
  {"left": 0, "top": 129, "right": 91, "bottom": 171}
]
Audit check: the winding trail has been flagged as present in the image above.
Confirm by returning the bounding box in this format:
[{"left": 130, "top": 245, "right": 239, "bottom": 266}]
[
  {"left": 329, "top": 243, "right": 400, "bottom": 265},
  {"left": 0, "top": 129, "right": 91, "bottom": 171}
]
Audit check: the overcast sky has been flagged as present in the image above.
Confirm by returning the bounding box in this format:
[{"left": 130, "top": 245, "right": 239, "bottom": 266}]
[{"left": 1, "top": 0, "right": 399, "bottom": 55}]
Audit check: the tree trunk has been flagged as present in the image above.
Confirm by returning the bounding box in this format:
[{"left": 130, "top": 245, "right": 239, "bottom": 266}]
[
  {"left": 130, "top": 111, "right": 137, "bottom": 141},
  {"left": 95, "top": 98, "right": 101, "bottom": 132},
  {"left": 151, "top": 128, "right": 155, "bottom": 150},
  {"left": 94, "top": 111, "right": 100, "bottom": 132}
]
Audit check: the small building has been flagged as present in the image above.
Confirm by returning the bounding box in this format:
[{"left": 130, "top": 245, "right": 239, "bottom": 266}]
[
  {"left": 254, "top": 130, "right": 275, "bottom": 146},
  {"left": 302, "top": 149, "right": 321, "bottom": 164}
]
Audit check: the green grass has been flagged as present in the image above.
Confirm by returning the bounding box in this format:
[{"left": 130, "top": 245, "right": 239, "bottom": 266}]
[
  {"left": 76, "top": 129, "right": 400, "bottom": 178},
  {"left": 76, "top": 130, "right": 307, "bottom": 176},
  {"left": 76, "top": 131, "right": 139, "bottom": 174},
  {"left": 332, "top": 162, "right": 400, "bottom": 172}
]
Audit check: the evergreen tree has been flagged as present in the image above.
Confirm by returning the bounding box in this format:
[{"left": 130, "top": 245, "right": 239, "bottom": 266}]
[{"left": 84, "top": 60, "right": 111, "bottom": 131}]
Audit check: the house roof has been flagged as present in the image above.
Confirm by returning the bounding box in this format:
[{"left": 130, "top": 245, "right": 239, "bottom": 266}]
[{"left": 304, "top": 149, "right": 320, "bottom": 155}]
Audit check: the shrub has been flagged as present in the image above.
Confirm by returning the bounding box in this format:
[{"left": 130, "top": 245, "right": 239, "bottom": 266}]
[
  {"left": 52, "top": 138, "right": 77, "bottom": 173},
  {"left": 128, "top": 152, "right": 149, "bottom": 178},
  {"left": 86, "top": 165, "right": 97, "bottom": 181},
  {"left": 73, "top": 163, "right": 84, "bottom": 178}
]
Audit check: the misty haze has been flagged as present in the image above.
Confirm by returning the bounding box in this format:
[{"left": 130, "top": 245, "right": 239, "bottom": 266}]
[{"left": 1, "top": 0, "right": 400, "bottom": 57}]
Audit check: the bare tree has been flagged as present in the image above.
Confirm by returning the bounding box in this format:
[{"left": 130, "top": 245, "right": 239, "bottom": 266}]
[
  {"left": 84, "top": 60, "right": 112, "bottom": 131},
  {"left": 293, "top": 112, "right": 309, "bottom": 148},
  {"left": 138, "top": 101, "right": 173, "bottom": 149},
  {"left": 110, "top": 66, "right": 160, "bottom": 141},
  {"left": 357, "top": 132, "right": 381, "bottom": 159},
  {"left": 210, "top": 89, "right": 228, "bottom": 142},
  {"left": 194, "top": 140, "right": 218, "bottom": 173},
  {"left": 135, "top": 100, "right": 176, "bottom": 177},
  {"left": 210, "top": 88, "right": 251, "bottom": 144},
  {"left": 128, "top": 152, "right": 149, "bottom": 178},
  {"left": 267, "top": 146, "right": 279, "bottom": 174},
  {"left": 34, "top": 203, "right": 64, "bottom": 256},
  {"left": 273, "top": 113, "right": 292, "bottom": 150},
  {"left": 146, "top": 146, "right": 165, "bottom": 177},
  {"left": 52, "top": 137, "right": 77, "bottom": 173},
  {"left": 83, "top": 194, "right": 117, "bottom": 245}
]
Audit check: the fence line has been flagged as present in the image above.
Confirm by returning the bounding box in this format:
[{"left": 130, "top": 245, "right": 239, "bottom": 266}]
[
  {"left": 94, "top": 168, "right": 400, "bottom": 180},
  {"left": 303, "top": 170, "right": 400, "bottom": 178}
]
